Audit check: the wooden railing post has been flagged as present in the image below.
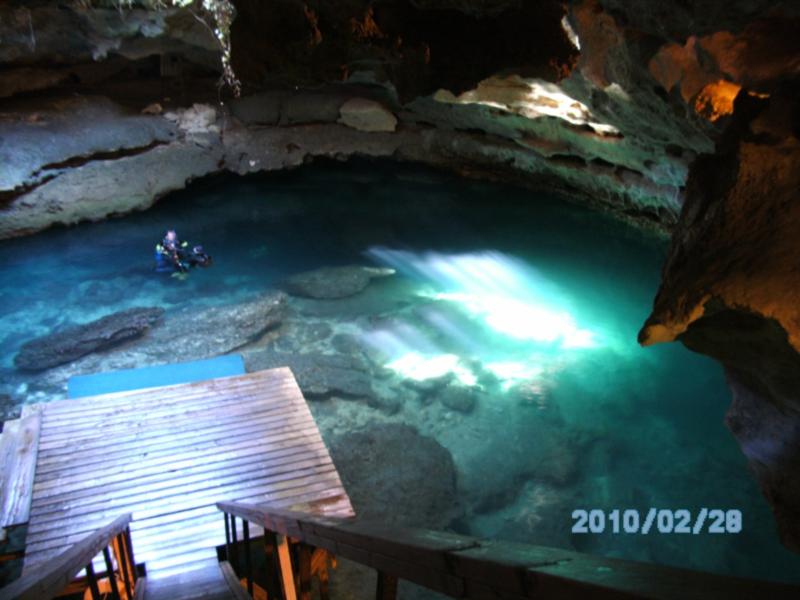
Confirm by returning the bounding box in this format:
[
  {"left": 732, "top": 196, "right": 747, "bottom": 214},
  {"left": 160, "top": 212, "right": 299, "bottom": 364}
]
[
  {"left": 311, "top": 549, "right": 331, "bottom": 600},
  {"left": 102, "top": 546, "right": 121, "bottom": 600},
  {"left": 123, "top": 527, "right": 137, "bottom": 586},
  {"left": 112, "top": 532, "right": 134, "bottom": 600},
  {"left": 230, "top": 514, "right": 239, "bottom": 573},
  {"left": 224, "top": 512, "right": 232, "bottom": 562},
  {"left": 85, "top": 562, "right": 101, "bottom": 600},
  {"left": 243, "top": 519, "right": 253, "bottom": 597},
  {"left": 297, "top": 544, "right": 312, "bottom": 600},
  {"left": 376, "top": 571, "right": 398, "bottom": 600},
  {"left": 275, "top": 534, "right": 298, "bottom": 600}
]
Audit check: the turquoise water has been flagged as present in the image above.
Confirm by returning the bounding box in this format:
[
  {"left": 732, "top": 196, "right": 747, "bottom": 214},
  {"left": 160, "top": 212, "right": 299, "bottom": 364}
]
[{"left": 0, "top": 160, "right": 798, "bottom": 583}]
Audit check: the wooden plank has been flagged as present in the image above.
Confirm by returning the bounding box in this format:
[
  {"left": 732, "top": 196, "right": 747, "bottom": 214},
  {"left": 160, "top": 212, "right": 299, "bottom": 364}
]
[
  {"left": 32, "top": 444, "right": 331, "bottom": 512},
  {"left": 37, "top": 395, "right": 310, "bottom": 449},
  {"left": 142, "top": 561, "right": 235, "bottom": 599},
  {"left": 36, "top": 389, "right": 299, "bottom": 441},
  {"left": 37, "top": 386, "right": 301, "bottom": 441},
  {"left": 37, "top": 407, "right": 308, "bottom": 453},
  {"left": 136, "top": 552, "right": 226, "bottom": 583},
  {"left": 219, "top": 561, "right": 252, "bottom": 600},
  {"left": 30, "top": 433, "right": 325, "bottom": 506},
  {"left": 34, "top": 412, "right": 315, "bottom": 477},
  {"left": 141, "top": 557, "right": 220, "bottom": 584},
  {"left": 33, "top": 426, "right": 324, "bottom": 498},
  {"left": 37, "top": 402, "right": 302, "bottom": 459},
  {"left": 28, "top": 471, "right": 345, "bottom": 539},
  {"left": 40, "top": 380, "right": 294, "bottom": 420},
  {"left": 29, "top": 461, "right": 339, "bottom": 531},
  {"left": 0, "top": 413, "right": 42, "bottom": 527},
  {"left": 39, "top": 380, "right": 300, "bottom": 427},
  {"left": 33, "top": 421, "right": 320, "bottom": 490}
]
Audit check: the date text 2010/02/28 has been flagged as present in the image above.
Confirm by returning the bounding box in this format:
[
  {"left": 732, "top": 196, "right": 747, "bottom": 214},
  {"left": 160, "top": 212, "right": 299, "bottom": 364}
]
[{"left": 571, "top": 508, "right": 742, "bottom": 535}]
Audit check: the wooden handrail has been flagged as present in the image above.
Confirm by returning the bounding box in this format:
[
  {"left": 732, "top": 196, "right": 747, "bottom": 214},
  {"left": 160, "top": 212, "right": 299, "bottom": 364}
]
[
  {"left": 0, "top": 513, "right": 133, "bottom": 600},
  {"left": 217, "top": 501, "right": 800, "bottom": 600}
]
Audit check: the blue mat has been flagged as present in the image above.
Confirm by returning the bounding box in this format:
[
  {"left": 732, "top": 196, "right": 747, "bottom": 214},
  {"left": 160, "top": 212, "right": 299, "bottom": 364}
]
[{"left": 67, "top": 354, "right": 246, "bottom": 399}]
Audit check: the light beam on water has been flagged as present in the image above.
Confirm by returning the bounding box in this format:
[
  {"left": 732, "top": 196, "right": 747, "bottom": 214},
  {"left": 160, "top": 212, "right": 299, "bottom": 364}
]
[{"left": 363, "top": 248, "right": 604, "bottom": 391}]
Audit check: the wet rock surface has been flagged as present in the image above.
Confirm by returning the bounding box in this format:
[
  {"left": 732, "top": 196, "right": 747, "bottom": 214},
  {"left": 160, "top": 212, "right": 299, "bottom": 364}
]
[
  {"left": 145, "top": 292, "right": 288, "bottom": 358},
  {"left": 438, "top": 383, "right": 478, "bottom": 413},
  {"left": 14, "top": 306, "right": 164, "bottom": 371},
  {"left": 0, "top": 394, "right": 19, "bottom": 423},
  {"left": 0, "top": 96, "right": 176, "bottom": 194},
  {"left": 639, "top": 90, "right": 800, "bottom": 550},
  {"left": 244, "top": 348, "right": 374, "bottom": 399},
  {"left": 338, "top": 98, "right": 398, "bottom": 133},
  {"left": 284, "top": 265, "right": 395, "bottom": 299},
  {"left": 22, "top": 292, "right": 286, "bottom": 393},
  {"left": 329, "top": 423, "right": 461, "bottom": 528}
]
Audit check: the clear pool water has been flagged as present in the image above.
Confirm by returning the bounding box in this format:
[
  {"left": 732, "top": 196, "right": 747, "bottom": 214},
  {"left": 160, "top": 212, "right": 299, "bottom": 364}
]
[{"left": 0, "top": 159, "right": 797, "bottom": 583}]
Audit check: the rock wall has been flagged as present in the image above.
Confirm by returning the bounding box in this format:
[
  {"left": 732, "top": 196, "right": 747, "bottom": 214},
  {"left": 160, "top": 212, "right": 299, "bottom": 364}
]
[
  {"left": 639, "top": 88, "right": 800, "bottom": 550},
  {"left": 0, "top": 0, "right": 733, "bottom": 238}
]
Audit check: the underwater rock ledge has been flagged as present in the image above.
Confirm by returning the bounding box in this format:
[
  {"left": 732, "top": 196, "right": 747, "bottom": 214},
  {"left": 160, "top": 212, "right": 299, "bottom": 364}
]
[{"left": 14, "top": 306, "right": 164, "bottom": 371}]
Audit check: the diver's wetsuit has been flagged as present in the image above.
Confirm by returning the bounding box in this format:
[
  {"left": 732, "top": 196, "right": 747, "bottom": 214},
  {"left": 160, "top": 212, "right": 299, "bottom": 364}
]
[{"left": 155, "top": 236, "right": 212, "bottom": 273}]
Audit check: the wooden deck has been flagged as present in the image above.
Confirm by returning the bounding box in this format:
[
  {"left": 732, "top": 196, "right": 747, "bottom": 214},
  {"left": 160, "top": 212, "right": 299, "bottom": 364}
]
[
  {"left": 21, "top": 368, "right": 353, "bottom": 581},
  {"left": 0, "top": 413, "right": 41, "bottom": 529}
]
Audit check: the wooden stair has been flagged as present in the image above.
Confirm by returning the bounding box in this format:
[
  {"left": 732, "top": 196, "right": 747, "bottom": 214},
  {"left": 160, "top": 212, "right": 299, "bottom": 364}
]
[
  {"left": 144, "top": 560, "right": 248, "bottom": 600},
  {"left": 21, "top": 368, "right": 353, "bottom": 582}
]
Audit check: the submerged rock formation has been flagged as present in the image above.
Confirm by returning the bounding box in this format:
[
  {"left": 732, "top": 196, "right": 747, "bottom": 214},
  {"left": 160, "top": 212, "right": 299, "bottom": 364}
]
[
  {"left": 14, "top": 306, "right": 164, "bottom": 371},
  {"left": 284, "top": 265, "right": 395, "bottom": 299},
  {"left": 329, "top": 423, "right": 461, "bottom": 528},
  {"left": 21, "top": 292, "right": 286, "bottom": 394}
]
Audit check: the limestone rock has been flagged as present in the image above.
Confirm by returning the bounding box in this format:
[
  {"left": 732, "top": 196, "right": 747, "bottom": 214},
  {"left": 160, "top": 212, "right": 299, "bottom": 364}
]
[
  {"left": 725, "top": 371, "right": 800, "bottom": 553},
  {"left": 284, "top": 265, "right": 395, "bottom": 300},
  {"left": 638, "top": 90, "right": 800, "bottom": 551},
  {"left": 0, "top": 96, "right": 176, "bottom": 194},
  {"left": 26, "top": 292, "right": 287, "bottom": 394},
  {"left": 0, "top": 67, "right": 70, "bottom": 99},
  {"left": 147, "top": 293, "right": 288, "bottom": 359},
  {"left": 338, "top": 98, "right": 398, "bottom": 133},
  {"left": 229, "top": 92, "right": 284, "bottom": 125},
  {"left": 244, "top": 349, "right": 374, "bottom": 399},
  {"left": 0, "top": 394, "right": 20, "bottom": 422},
  {"left": 438, "top": 383, "right": 478, "bottom": 413},
  {"left": 164, "top": 103, "right": 218, "bottom": 135},
  {"left": 0, "top": 2, "right": 219, "bottom": 74},
  {"left": 0, "top": 139, "right": 223, "bottom": 239},
  {"left": 329, "top": 423, "right": 460, "bottom": 527},
  {"left": 330, "top": 333, "right": 363, "bottom": 355},
  {"left": 14, "top": 307, "right": 164, "bottom": 371},
  {"left": 230, "top": 90, "right": 380, "bottom": 127}
]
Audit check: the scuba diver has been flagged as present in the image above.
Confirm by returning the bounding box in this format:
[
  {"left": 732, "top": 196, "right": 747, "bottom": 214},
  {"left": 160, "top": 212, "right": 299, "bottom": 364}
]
[{"left": 155, "top": 230, "right": 212, "bottom": 277}]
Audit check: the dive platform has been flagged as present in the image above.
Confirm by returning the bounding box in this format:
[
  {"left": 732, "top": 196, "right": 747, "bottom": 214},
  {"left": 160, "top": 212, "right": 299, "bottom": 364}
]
[{"left": 20, "top": 368, "right": 353, "bottom": 582}]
